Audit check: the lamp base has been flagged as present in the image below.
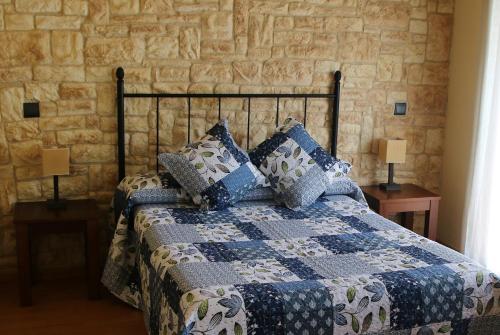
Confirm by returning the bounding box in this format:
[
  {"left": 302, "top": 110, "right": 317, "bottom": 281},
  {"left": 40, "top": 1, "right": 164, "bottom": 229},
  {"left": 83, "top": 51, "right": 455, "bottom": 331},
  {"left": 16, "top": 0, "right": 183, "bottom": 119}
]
[
  {"left": 379, "top": 183, "right": 401, "bottom": 192},
  {"left": 46, "top": 199, "right": 67, "bottom": 210}
]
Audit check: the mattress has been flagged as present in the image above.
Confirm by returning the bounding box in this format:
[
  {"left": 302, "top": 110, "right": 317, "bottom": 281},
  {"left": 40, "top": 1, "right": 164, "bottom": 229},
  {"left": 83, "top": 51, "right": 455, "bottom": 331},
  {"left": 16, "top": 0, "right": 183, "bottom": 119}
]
[{"left": 102, "top": 174, "right": 500, "bottom": 335}]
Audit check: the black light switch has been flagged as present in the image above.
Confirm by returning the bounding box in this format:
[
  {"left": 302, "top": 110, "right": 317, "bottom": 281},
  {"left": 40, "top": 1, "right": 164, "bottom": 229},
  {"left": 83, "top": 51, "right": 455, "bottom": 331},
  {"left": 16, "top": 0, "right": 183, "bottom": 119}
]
[
  {"left": 394, "top": 102, "right": 407, "bottom": 116},
  {"left": 23, "top": 101, "right": 40, "bottom": 118}
]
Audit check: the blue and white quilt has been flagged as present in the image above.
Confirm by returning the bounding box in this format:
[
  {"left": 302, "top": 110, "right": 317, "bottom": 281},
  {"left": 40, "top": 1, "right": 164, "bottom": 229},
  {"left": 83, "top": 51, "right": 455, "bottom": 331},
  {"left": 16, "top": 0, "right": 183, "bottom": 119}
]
[{"left": 102, "top": 173, "right": 500, "bottom": 335}]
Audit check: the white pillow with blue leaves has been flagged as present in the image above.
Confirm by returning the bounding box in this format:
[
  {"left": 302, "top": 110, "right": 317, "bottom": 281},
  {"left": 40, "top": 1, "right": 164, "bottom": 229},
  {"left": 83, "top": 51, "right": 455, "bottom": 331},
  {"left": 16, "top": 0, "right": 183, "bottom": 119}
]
[
  {"left": 249, "top": 117, "right": 351, "bottom": 210},
  {"left": 158, "top": 119, "right": 267, "bottom": 210}
]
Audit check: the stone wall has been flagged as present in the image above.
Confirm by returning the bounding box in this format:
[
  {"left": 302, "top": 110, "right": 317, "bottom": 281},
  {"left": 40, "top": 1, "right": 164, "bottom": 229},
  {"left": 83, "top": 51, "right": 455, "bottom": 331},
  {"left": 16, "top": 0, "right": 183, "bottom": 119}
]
[{"left": 0, "top": 0, "right": 454, "bottom": 276}]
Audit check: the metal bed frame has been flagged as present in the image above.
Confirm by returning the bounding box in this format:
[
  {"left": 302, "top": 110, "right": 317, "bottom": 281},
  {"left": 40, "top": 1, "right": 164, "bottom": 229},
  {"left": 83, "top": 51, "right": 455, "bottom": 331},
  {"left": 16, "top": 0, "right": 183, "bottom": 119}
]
[{"left": 116, "top": 67, "right": 342, "bottom": 182}]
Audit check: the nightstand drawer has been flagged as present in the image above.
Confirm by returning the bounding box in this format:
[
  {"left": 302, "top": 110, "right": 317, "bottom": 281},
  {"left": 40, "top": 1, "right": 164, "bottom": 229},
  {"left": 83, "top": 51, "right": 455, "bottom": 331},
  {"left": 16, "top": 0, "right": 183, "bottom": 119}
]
[{"left": 380, "top": 200, "right": 430, "bottom": 215}]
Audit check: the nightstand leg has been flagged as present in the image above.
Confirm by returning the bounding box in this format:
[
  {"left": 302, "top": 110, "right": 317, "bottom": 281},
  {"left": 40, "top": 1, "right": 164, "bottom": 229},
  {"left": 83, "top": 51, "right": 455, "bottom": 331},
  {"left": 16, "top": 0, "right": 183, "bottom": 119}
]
[
  {"left": 30, "top": 240, "right": 36, "bottom": 285},
  {"left": 15, "top": 223, "right": 32, "bottom": 306},
  {"left": 425, "top": 200, "right": 439, "bottom": 241},
  {"left": 86, "top": 220, "right": 100, "bottom": 300}
]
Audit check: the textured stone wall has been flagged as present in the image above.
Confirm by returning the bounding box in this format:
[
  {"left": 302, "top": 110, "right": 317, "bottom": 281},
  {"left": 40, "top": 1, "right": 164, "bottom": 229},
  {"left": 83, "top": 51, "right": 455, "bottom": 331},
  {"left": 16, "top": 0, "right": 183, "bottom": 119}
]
[{"left": 0, "top": 0, "right": 454, "bottom": 276}]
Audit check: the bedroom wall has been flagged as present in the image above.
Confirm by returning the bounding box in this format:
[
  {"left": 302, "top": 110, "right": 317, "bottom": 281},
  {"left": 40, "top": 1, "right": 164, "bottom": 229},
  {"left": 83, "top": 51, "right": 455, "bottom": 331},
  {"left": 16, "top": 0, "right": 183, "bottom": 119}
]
[{"left": 0, "top": 0, "right": 454, "bottom": 277}]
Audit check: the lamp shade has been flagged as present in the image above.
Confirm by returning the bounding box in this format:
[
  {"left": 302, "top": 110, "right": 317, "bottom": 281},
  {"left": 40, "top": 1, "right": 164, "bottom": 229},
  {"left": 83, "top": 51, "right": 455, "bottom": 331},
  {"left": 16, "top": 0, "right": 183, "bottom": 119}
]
[
  {"left": 378, "top": 139, "right": 407, "bottom": 164},
  {"left": 42, "top": 148, "right": 70, "bottom": 177}
]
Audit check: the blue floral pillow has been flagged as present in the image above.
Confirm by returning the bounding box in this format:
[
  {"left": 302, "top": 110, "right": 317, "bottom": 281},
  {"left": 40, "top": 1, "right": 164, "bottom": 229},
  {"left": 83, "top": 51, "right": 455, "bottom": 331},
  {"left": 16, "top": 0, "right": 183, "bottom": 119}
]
[
  {"left": 249, "top": 117, "right": 351, "bottom": 210},
  {"left": 158, "top": 119, "right": 266, "bottom": 210}
]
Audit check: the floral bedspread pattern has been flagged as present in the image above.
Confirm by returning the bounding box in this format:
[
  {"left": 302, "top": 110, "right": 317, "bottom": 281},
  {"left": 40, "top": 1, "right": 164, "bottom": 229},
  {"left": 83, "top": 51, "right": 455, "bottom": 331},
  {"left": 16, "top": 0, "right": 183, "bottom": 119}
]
[{"left": 103, "top": 175, "right": 500, "bottom": 335}]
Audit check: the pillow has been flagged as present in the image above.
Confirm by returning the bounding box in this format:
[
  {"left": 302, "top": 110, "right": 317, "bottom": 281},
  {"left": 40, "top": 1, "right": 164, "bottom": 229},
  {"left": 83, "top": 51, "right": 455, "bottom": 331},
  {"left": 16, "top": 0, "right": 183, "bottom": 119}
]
[
  {"left": 158, "top": 119, "right": 266, "bottom": 210},
  {"left": 249, "top": 117, "right": 351, "bottom": 210}
]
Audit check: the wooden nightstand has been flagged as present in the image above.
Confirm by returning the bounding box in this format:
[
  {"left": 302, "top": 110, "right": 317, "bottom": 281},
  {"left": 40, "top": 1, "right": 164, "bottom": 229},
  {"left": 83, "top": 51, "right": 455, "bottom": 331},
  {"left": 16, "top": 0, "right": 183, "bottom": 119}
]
[
  {"left": 14, "top": 199, "right": 101, "bottom": 306},
  {"left": 361, "top": 184, "right": 441, "bottom": 241}
]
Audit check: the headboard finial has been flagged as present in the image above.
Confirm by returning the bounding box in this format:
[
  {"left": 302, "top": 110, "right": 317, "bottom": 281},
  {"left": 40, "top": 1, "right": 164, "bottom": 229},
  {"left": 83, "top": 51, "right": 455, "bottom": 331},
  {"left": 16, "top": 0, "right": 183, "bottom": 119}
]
[
  {"left": 116, "top": 67, "right": 124, "bottom": 80},
  {"left": 334, "top": 70, "right": 342, "bottom": 82}
]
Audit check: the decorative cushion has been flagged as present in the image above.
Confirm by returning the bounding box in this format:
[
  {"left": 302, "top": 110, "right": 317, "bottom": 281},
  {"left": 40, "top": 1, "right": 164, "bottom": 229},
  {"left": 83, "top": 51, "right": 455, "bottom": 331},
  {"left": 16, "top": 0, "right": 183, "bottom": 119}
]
[
  {"left": 158, "top": 119, "right": 266, "bottom": 210},
  {"left": 249, "top": 117, "right": 351, "bottom": 210}
]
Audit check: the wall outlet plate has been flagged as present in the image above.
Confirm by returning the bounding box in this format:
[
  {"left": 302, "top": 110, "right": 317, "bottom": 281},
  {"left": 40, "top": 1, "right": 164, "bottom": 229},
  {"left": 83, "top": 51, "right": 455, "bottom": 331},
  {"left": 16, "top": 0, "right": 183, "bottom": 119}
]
[
  {"left": 23, "top": 101, "right": 40, "bottom": 118},
  {"left": 394, "top": 102, "right": 407, "bottom": 116}
]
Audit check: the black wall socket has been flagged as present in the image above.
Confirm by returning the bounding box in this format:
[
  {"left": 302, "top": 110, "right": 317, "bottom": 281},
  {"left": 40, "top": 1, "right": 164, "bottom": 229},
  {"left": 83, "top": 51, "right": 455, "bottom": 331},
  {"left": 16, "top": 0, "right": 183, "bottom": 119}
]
[
  {"left": 23, "top": 101, "right": 40, "bottom": 118},
  {"left": 394, "top": 102, "right": 407, "bottom": 116}
]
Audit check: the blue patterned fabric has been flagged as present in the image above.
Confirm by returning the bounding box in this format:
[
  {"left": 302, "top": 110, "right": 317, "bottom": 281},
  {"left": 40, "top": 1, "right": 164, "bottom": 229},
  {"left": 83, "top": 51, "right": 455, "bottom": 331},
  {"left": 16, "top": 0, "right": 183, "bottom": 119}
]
[
  {"left": 249, "top": 117, "right": 352, "bottom": 210},
  {"left": 158, "top": 119, "right": 266, "bottom": 210},
  {"left": 102, "top": 178, "right": 500, "bottom": 335},
  {"left": 114, "top": 173, "right": 364, "bottom": 226}
]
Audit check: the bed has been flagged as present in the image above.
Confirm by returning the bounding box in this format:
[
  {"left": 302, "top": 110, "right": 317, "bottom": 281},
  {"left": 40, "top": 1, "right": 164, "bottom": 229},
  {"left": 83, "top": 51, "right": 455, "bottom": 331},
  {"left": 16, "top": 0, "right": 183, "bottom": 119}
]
[{"left": 103, "top": 68, "right": 500, "bottom": 335}]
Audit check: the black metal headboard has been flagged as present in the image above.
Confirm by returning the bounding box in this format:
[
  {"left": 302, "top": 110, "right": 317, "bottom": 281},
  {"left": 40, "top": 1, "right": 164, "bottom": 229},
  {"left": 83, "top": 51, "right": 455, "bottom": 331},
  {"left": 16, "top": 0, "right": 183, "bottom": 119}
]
[{"left": 116, "top": 67, "right": 342, "bottom": 182}]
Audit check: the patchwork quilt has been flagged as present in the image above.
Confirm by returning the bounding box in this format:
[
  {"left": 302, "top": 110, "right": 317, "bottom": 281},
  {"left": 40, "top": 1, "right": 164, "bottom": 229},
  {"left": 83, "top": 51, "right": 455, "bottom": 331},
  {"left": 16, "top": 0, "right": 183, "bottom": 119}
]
[{"left": 102, "top": 174, "right": 500, "bottom": 335}]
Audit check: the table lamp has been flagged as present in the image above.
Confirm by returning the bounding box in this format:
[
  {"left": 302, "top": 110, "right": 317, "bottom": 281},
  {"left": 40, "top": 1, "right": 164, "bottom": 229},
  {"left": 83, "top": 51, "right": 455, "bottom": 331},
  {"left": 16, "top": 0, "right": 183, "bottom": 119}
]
[
  {"left": 378, "top": 138, "right": 407, "bottom": 191},
  {"left": 42, "top": 147, "right": 70, "bottom": 209}
]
